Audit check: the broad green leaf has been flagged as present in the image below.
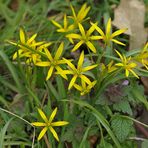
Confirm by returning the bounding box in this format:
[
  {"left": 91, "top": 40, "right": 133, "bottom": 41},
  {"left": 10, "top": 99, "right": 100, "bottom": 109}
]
[
  {"left": 113, "top": 100, "right": 133, "bottom": 115},
  {"left": 111, "top": 116, "right": 133, "bottom": 142},
  {"left": 62, "top": 99, "right": 121, "bottom": 148}
]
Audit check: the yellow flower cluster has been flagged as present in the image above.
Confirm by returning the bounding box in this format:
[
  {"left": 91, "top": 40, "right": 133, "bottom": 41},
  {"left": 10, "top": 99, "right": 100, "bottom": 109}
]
[
  {"left": 9, "top": 28, "right": 52, "bottom": 64},
  {"left": 9, "top": 3, "right": 148, "bottom": 142},
  {"left": 10, "top": 3, "right": 148, "bottom": 97}
]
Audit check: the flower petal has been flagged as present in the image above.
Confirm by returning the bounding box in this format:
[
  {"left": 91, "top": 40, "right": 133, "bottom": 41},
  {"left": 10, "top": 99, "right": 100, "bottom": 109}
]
[
  {"left": 78, "top": 23, "right": 85, "bottom": 37},
  {"left": 90, "top": 22, "right": 105, "bottom": 37},
  {"left": 85, "top": 41, "right": 96, "bottom": 53},
  {"left": 77, "top": 3, "right": 87, "bottom": 20},
  {"left": 125, "top": 69, "right": 129, "bottom": 77},
  {"left": 70, "top": 4, "right": 76, "bottom": 19},
  {"left": 74, "top": 83, "right": 83, "bottom": 91},
  {"left": 51, "top": 121, "right": 69, "bottom": 126},
  {"left": 111, "top": 28, "right": 127, "bottom": 38},
  {"left": 78, "top": 4, "right": 90, "bottom": 21},
  {"left": 66, "top": 34, "right": 82, "bottom": 39},
  {"left": 37, "top": 127, "right": 48, "bottom": 141},
  {"left": 79, "top": 75, "right": 91, "bottom": 85},
  {"left": 78, "top": 51, "right": 84, "bottom": 69},
  {"left": 55, "top": 42, "right": 64, "bottom": 60},
  {"left": 106, "top": 18, "right": 111, "bottom": 38},
  {"left": 111, "top": 39, "right": 126, "bottom": 46},
  {"left": 86, "top": 24, "right": 96, "bottom": 36},
  {"left": 32, "top": 122, "right": 46, "bottom": 126},
  {"left": 36, "top": 62, "right": 50, "bottom": 67},
  {"left": 129, "top": 69, "right": 139, "bottom": 79},
  {"left": 37, "top": 108, "right": 48, "bottom": 123},
  {"left": 82, "top": 64, "right": 98, "bottom": 72},
  {"left": 115, "top": 50, "right": 124, "bottom": 62},
  {"left": 64, "top": 14, "right": 67, "bottom": 28},
  {"left": 20, "top": 28, "right": 25, "bottom": 44},
  {"left": 55, "top": 66, "right": 68, "bottom": 80},
  {"left": 51, "top": 20, "right": 62, "bottom": 28},
  {"left": 46, "top": 66, "right": 54, "bottom": 80},
  {"left": 27, "top": 34, "right": 37, "bottom": 44},
  {"left": 72, "top": 40, "right": 84, "bottom": 52},
  {"left": 49, "top": 126, "right": 59, "bottom": 141},
  {"left": 90, "top": 36, "right": 103, "bottom": 40},
  {"left": 44, "top": 47, "right": 53, "bottom": 61},
  {"left": 49, "top": 107, "right": 57, "bottom": 123},
  {"left": 68, "top": 75, "right": 77, "bottom": 90},
  {"left": 63, "top": 58, "right": 76, "bottom": 71},
  {"left": 115, "top": 63, "right": 124, "bottom": 67}
]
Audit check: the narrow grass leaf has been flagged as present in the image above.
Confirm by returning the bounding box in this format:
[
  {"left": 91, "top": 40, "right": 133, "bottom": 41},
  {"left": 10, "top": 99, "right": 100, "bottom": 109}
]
[{"left": 0, "top": 118, "right": 13, "bottom": 148}]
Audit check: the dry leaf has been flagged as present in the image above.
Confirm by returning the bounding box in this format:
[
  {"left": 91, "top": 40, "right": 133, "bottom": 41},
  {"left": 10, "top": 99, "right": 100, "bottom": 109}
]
[
  {"left": 141, "top": 77, "right": 148, "bottom": 95},
  {"left": 112, "top": 0, "right": 148, "bottom": 50}
]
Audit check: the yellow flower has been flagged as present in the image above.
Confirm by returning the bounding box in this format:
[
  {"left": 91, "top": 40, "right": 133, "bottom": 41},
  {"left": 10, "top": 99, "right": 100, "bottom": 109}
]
[
  {"left": 36, "top": 42, "right": 67, "bottom": 80},
  {"left": 32, "top": 108, "right": 69, "bottom": 141},
  {"left": 74, "top": 80, "right": 97, "bottom": 95},
  {"left": 115, "top": 50, "right": 139, "bottom": 78},
  {"left": 9, "top": 28, "right": 52, "bottom": 64},
  {"left": 66, "top": 23, "right": 101, "bottom": 53},
  {"left": 69, "top": 3, "right": 90, "bottom": 27},
  {"left": 58, "top": 51, "right": 97, "bottom": 90},
  {"left": 51, "top": 14, "right": 74, "bottom": 33},
  {"left": 135, "top": 42, "right": 148, "bottom": 69},
  {"left": 101, "top": 60, "right": 117, "bottom": 73},
  {"left": 91, "top": 18, "right": 127, "bottom": 46}
]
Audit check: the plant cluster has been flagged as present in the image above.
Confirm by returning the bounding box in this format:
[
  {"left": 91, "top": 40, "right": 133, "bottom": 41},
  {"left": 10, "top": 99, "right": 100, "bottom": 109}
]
[{"left": 0, "top": 2, "right": 148, "bottom": 148}]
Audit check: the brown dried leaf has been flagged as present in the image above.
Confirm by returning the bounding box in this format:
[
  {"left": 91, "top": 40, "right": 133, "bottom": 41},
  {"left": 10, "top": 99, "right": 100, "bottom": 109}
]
[
  {"left": 112, "top": 0, "right": 148, "bottom": 50},
  {"left": 141, "top": 77, "right": 148, "bottom": 95}
]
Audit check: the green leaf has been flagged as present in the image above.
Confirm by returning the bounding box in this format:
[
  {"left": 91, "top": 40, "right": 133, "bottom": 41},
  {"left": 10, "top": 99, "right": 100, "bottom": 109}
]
[
  {"left": 0, "top": 118, "right": 13, "bottom": 148},
  {"left": 80, "top": 124, "right": 93, "bottom": 148},
  {"left": 97, "top": 141, "right": 113, "bottom": 148},
  {"left": 113, "top": 100, "right": 133, "bottom": 115},
  {"left": 0, "top": 50, "right": 23, "bottom": 93},
  {"left": 62, "top": 99, "right": 121, "bottom": 148},
  {"left": 56, "top": 75, "right": 66, "bottom": 99},
  {"left": 142, "top": 139, "right": 148, "bottom": 148},
  {"left": 46, "top": 80, "right": 60, "bottom": 100},
  {"left": 130, "top": 83, "right": 148, "bottom": 110},
  {"left": 111, "top": 116, "right": 133, "bottom": 142}
]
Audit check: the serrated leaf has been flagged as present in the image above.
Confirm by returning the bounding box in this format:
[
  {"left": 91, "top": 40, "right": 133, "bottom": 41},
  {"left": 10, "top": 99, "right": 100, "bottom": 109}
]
[
  {"left": 111, "top": 116, "right": 133, "bottom": 142},
  {"left": 113, "top": 100, "right": 133, "bottom": 115}
]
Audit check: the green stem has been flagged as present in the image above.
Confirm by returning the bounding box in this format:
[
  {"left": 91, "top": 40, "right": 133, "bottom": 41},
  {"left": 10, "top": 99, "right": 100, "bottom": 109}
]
[{"left": 0, "top": 107, "right": 33, "bottom": 126}]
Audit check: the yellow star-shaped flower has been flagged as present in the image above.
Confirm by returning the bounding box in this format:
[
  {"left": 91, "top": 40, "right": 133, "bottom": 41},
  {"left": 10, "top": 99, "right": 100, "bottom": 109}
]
[
  {"left": 66, "top": 23, "right": 102, "bottom": 53},
  {"left": 135, "top": 42, "right": 148, "bottom": 69},
  {"left": 101, "top": 60, "right": 117, "bottom": 73},
  {"left": 115, "top": 50, "right": 139, "bottom": 78},
  {"left": 9, "top": 28, "right": 52, "bottom": 64},
  {"left": 32, "top": 107, "right": 69, "bottom": 141},
  {"left": 51, "top": 14, "right": 74, "bottom": 33},
  {"left": 69, "top": 3, "right": 90, "bottom": 27},
  {"left": 74, "top": 80, "right": 97, "bottom": 95},
  {"left": 58, "top": 51, "right": 97, "bottom": 90},
  {"left": 36, "top": 42, "right": 67, "bottom": 80},
  {"left": 91, "top": 18, "right": 127, "bottom": 46}
]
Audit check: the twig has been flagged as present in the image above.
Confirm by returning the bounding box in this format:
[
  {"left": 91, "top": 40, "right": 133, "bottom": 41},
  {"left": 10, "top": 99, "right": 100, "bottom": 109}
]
[
  {"left": 129, "top": 137, "right": 146, "bottom": 141},
  {"left": 44, "top": 134, "right": 51, "bottom": 148}
]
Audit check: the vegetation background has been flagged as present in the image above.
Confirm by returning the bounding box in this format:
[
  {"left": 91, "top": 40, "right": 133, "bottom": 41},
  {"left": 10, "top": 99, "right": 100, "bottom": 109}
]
[{"left": 0, "top": 0, "right": 148, "bottom": 148}]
